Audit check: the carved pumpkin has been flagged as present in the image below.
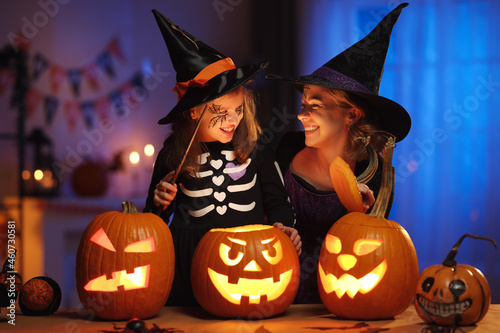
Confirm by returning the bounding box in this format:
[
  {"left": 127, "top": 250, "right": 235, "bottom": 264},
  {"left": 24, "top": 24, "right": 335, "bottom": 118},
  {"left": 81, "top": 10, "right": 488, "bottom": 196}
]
[
  {"left": 75, "top": 201, "right": 174, "bottom": 320},
  {"left": 191, "top": 224, "right": 300, "bottom": 318},
  {"left": 319, "top": 137, "right": 419, "bottom": 320},
  {"left": 414, "top": 234, "right": 497, "bottom": 326}
]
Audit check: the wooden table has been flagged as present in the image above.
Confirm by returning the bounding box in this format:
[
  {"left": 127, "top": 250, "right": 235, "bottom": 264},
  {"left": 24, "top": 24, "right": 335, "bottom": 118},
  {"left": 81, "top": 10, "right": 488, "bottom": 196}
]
[{"left": 2, "top": 304, "right": 499, "bottom": 332}]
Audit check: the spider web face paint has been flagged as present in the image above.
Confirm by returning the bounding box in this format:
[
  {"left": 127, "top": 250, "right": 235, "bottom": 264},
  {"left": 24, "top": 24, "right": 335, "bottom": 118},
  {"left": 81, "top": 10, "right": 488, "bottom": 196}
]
[
  {"left": 208, "top": 104, "right": 226, "bottom": 128},
  {"left": 208, "top": 104, "right": 244, "bottom": 128}
]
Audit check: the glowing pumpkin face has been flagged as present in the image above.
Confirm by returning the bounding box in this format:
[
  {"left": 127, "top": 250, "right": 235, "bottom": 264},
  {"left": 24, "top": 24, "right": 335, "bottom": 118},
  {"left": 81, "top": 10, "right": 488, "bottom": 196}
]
[
  {"left": 75, "top": 201, "right": 175, "bottom": 320},
  {"left": 318, "top": 234, "right": 387, "bottom": 299},
  {"left": 82, "top": 228, "right": 155, "bottom": 292},
  {"left": 191, "top": 225, "right": 300, "bottom": 318},
  {"left": 317, "top": 212, "right": 419, "bottom": 320}
]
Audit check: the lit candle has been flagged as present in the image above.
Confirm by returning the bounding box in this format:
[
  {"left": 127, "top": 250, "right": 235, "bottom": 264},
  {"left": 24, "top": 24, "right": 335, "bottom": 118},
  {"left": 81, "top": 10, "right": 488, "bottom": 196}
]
[
  {"left": 144, "top": 144, "right": 154, "bottom": 157},
  {"left": 129, "top": 151, "right": 140, "bottom": 165},
  {"left": 34, "top": 169, "right": 44, "bottom": 181}
]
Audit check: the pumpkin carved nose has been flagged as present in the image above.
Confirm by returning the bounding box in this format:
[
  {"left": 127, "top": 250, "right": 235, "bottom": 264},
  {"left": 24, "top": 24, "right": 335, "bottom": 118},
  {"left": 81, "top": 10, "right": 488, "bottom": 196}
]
[
  {"left": 338, "top": 254, "right": 357, "bottom": 271},
  {"left": 244, "top": 260, "right": 262, "bottom": 271}
]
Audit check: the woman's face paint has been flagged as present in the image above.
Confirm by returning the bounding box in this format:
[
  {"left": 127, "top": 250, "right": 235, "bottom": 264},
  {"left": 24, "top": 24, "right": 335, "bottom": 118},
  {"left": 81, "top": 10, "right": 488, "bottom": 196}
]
[{"left": 196, "top": 89, "right": 245, "bottom": 143}]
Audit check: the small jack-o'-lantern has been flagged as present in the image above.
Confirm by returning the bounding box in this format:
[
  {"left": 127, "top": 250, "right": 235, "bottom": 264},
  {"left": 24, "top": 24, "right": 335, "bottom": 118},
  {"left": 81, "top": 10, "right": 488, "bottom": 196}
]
[
  {"left": 75, "top": 201, "right": 174, "bottom": 320},
  {"left": 415, "top": 234, "right": 497, "bottom": 326},
  {"left": 191, "top": 224, "right": 300, "bottom": 318},
  {"left": 319, "top": 137, "right": 419, "bottom": 320}
]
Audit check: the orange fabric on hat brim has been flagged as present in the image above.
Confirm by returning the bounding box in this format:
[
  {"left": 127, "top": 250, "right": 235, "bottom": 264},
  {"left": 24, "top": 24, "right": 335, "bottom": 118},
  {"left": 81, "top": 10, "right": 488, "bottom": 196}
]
[{"left": 173, "top": 58, "right": 236, "bottom": 101}]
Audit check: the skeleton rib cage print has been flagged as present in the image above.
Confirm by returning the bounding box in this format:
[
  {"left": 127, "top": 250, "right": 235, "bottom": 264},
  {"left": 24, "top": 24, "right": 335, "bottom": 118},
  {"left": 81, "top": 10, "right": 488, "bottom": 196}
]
[
  {"left": 162, "top": 140, "right": 295, "bottom": 230},
  {"left": 180, "top": 149, "right": 257, "bottom": 218}
]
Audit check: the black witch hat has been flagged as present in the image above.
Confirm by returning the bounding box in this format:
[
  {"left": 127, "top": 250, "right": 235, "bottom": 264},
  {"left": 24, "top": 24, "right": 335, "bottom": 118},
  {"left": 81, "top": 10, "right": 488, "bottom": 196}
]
[
  {"left": 152, "top": 9, "right": 268, "bottom": 124},
  {"left": 267, "top": 3, "right": 411, "bottom": 142}
]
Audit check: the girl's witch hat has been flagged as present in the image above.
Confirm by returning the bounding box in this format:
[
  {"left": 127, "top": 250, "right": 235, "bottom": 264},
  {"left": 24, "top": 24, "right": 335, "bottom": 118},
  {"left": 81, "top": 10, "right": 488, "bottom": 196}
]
[{"left": 152, "top": 9, "right": 268, "bottom": 124}]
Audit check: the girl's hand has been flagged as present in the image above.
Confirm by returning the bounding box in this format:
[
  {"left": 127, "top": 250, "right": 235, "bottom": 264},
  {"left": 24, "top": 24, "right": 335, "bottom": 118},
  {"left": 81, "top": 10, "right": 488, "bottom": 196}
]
[
  {"left": 154, "top": 171, "right": 178, "bottom": 210},
  {"left": 357, "top": 183, "right": 375, "bottom": 212},
  {"left": 273, "top": 222, "right": 302, "bottom": 256}
]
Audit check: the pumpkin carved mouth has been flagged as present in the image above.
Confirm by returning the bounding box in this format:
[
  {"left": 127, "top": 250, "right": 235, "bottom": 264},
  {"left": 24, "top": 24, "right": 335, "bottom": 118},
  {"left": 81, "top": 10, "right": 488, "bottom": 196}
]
[
  {"left": 416, "top": 294, "right": 472, "bottom": 317},
  {"left": 318, "top": 260, "right": 387, "bottom": 298},
  {"left": 208, "top": 268, "right": 293, "bottom": 304},
  {"left": 84, "top": 264, "right": 150, "bottom": 292}
]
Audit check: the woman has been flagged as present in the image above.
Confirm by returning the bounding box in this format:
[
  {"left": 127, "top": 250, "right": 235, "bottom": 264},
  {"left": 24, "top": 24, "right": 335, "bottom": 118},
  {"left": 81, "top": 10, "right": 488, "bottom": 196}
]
[
  {"left": 144, "top": 10, "right": 301, "bottom": 306},
  {"left": 267, "top": 3, "right": 411, "bottom": 304}
]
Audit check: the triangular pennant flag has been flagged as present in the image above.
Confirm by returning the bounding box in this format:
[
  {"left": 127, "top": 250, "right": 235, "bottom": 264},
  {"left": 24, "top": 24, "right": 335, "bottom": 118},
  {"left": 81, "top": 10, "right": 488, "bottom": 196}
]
[
  {"left": 83, "top": 63, "right": 100, "bottom": 91},
  {"left": 109, "top": 90, "right": 125, "bottom": 116},
  {"left": 67, "top": 69, "right": 82, "bottom": 96},
  {"left": 0, "top": 69, "right": 14, "bottom": 96},
  {"left": 44, "top": 96, "right": 59, "bottom": 125},
  {"left": 63, "top": 100, "right": 80, "bottom": 132},
  {"left": 7, "top": 31, "right": 30, "bottom": 53},
  {"left": 121, "top": 82, "right": 138, "bottom": 109},
  {"left": 122, "top": 72, "right": 147, "bottom": 108},
  {"left": 26, "top": 88, "right": 42, "bottom": 118},
  {"left": 50, "top": 65, "right": 66, "bottom": 94},
  {"left": 33, "top": 53, "right": 49, "bottom": 80},
  {"left": 96, "top": 51, "right": 115, "bottom": 78},
  {"left": 95, "top": 97, "right": 110, "bottom": 120},
  {"left": 131, "top": 72, "right": 146, "bottom": 94},
  {"left": 81, "top": 101, "right": 95, "bottom": 128},
  {"left": 107, "top": 37, "right": 126, "bottom": 63}
]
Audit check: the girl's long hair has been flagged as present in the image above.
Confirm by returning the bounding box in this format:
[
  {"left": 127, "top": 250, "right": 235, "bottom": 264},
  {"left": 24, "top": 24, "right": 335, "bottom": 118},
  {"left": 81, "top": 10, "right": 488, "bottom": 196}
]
[{"left": 161, "top": 85, "right": 261, "bottom": 176}]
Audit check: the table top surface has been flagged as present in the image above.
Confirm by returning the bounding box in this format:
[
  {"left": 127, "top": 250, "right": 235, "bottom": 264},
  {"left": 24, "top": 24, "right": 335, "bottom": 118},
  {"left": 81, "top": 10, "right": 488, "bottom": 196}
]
[{"left": 2, "top": 304, "right": 498, "bottom": 332}]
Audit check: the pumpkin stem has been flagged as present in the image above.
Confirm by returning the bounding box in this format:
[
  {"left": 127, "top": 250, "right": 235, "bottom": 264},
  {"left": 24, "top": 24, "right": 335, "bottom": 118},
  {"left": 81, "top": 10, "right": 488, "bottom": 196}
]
[
  {"left": 442, "top": 233, "right": 497, "bottom": 267},
  {"left": 122, "top": 200, "right": 139, "bottom": 214},
  {"left": 369, "top": 136, "right": 396, "bottom": 219}
]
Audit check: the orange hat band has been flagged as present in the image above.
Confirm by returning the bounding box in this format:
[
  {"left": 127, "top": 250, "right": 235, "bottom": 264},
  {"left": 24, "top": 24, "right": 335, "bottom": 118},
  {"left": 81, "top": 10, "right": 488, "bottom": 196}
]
[{"left": 172, "top": 57, "right": 236, "bottom": 101}]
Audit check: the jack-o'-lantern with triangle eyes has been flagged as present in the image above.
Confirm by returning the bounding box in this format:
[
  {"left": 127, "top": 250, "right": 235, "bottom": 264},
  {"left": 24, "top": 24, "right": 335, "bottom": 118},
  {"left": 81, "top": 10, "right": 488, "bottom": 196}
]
[
  {"left": 319, "top": 137, "right": 419, "bottom": 320},
  {"left": 75, "top": 201, "right": 174, "bottom": 320},
  {"left": 191, "top": 224, "right": 300, "bottom": 319}
]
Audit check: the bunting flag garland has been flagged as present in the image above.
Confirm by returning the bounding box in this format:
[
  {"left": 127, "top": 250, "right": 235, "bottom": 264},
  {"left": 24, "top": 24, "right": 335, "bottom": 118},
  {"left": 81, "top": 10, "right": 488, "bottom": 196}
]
[
  {"left": 109, "top": 90, "right": 126, "bottom": 117},
  {"left": 3, "top": 36, "right": 146, "bottom": 132},
  {"left": 67, "top": 68, "right": 82, "bottom": 96},
  {"left": 107, "top": 37, "right": 126, "bottom": 63},
  {"left": 31, "top": 37, "right": 124, "bottom": 96},
  {"left": 63, "top": 100, "right": 80, "bottom": 132},
  {"left": 26, "top": 71, "right": 146, "bottom": 130},
  {"left": 94, "top": 96, "right": 110, "bottom": 120},
  {"left": 81, "top": 101, "right": 95, "bottom": 129},
  {"left": 44, "top": 96, "right": 59, "bottom": 125},
  {"left": 96, "top": 51, "right": 115, "bottom": 78},
  {"left": 83, "top": 63, "right": 100, "bottom": 91},
  {"left": 50, "top": 65, "right": 66, "bottom": 94},
  {"left": 33, "top": 53, "right": 49, "bottom": 80}
]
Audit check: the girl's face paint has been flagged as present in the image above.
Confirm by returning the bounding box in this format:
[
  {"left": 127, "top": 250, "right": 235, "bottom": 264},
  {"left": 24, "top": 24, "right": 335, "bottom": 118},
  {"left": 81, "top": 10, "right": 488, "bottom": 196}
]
[{"left": 196, "top": 89, "right": 245, "bottom": 143}]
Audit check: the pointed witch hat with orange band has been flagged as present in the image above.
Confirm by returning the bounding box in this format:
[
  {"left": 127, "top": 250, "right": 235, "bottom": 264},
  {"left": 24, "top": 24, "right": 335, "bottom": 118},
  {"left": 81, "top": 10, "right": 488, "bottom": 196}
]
[
  {"left": 266, "top": 3, "right": 411, "bottom": 142},
  {"left": 152, "top": 9, "right": 268, "bottom": 125}
]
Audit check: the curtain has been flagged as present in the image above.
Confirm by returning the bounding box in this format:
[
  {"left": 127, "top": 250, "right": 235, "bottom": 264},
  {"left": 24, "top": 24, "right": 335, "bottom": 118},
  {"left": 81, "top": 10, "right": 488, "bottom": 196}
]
[{"left": 297, "top": 0, "right": 500, "bottom": 301}]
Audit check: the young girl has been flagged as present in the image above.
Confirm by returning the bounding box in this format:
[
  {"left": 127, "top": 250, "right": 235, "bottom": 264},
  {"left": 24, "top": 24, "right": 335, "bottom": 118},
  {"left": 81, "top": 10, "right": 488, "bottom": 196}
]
[{"left": 144, "top": 10, "right": 300, "bottom": 306}]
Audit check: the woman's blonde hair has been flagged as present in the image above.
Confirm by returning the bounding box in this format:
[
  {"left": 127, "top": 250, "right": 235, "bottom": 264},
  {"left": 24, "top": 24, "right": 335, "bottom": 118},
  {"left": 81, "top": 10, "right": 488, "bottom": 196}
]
[
  {"left": 326, "top": 89, "right": 389, "bottom": 161},
  {"left": 161, "top": 85, "right": 261, "bottom": 176}
]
